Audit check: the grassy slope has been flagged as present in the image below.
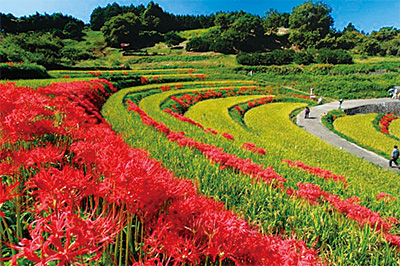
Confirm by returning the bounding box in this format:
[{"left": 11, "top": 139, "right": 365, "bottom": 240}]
[
  {"left": 103, "top": 74, "right": 400, "bottom": 264},
  {"left": 333, "top": 113, "right": 398, "bottom": 159}
]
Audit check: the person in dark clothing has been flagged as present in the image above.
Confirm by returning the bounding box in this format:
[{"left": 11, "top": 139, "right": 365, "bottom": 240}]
[
  {"left": 389, "top": 145, "right": 399, "bottom": 167},
  {"left": 304, "top": 107, "right": 310, "bottom": 119}
]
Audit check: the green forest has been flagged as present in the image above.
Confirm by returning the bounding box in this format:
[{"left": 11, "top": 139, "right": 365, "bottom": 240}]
[{"left": 1, "top": 1, "right": 399, "bottom": 70}]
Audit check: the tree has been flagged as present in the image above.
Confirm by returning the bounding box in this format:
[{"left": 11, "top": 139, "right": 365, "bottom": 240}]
[
  {"left": 141, "top": 1, "right": 174, "bottom": 33},
  {"left": 63, "top": 21, "right": 84, "bottom": 40},
  {"left": 164, "top": 32, "right": 185, "bottom": 46},
  {"left": 263, "top": 9, "right": 290, "bottom": 33},
  {"left": 0, "top": 32, "right": 64, "bottom": 67},
  {"left": 101, "top": 12, "right": 142, "bottom": 48},
  {"left": 222, "top": 13, "right": 265, "bottom": 52},
  {"left": 214, "top": 12, "right": 234, "bottom": 30},
  {"left": 289, "top": 1, "right": 333, "bottom": 49},
  {"left": 316, "top": 49, "right": 353, "bottom": 64}
]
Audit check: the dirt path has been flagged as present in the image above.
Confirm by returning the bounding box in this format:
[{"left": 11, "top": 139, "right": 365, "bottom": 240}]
[{"left": 296, "top": 98, "right": 400, "bottom": 170}]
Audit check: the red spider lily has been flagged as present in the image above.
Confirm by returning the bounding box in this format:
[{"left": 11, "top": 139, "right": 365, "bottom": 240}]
[
  {"left": 283, "top": 159, "right": 347, "bottom": 183},
  {"left": 12, "top": 208, "right": 122, "bottom": 266},
  {"left": 387, "top": 217, "right": 400, "bottom": 225},
  {"left": 13, "top": 144, "right": 66, "bottom": 168},
  {"left": 127, "top": 101, "right": 171, "bottom": 136},
  {"left": 194, "top": 74, "right": 206, "bottom": 80},
  {"left": 204, "top": 128, "right": 218, "bottom": 135},
  {"left": 141, "top": 76, "right": 149, "bottom": 84},
  {"left": 0, "top": 181, "right": 20, "bottom": 217},
  {"left": 127, "top": 104, "right": 286, "bottom": 186},
  {"left": 377, "top": 192, "right": 396, "bottom": 201},
  {"left": 163, "top": 108, "right": 204, "bottom": 129},
  {"left": 289, "top": 93, "right": 310, "bottom": 100},
  {"left": 286, "top": 188, "right": 294, "bottom": 196},
  {"left": 383, "top": 233, "right": 400, "bottom": 248},
  {"left": 0, "top": 84, "right": 61, "bottom": 143},
  {"left": 175, "top": 84, "right": 183, "bottom": 89},
  {"left": 221, "top": 132, "right": 234, "bottom": 141},
  {"left": 326, "top": 194, "right": 394, "bottom": 231},
  {"left": 63, "top": 75, "right": 70, "bottom": 79},
  {"left": 2, "top": 79, "right": 323, "bottom": 265},
  {"left": 293, "top": 181, "right": 398, "bottom": 234},
  {"left": 242, "top": 142, "right": 266, "bottom": 155},
  {"left": 87, "top": 71, "right": 102, "bottom": 77},
  {"left": 27, "top": 166, "right": 99, "bottom": 212},
  {"left": 161, "top": 85, "right": 171, "bottom": 92},
  {"left": 379, "top": 113, "right": 398, "bottom": 134},
  {"left": 295, "top": 182, "right": 329, "bottom": 205},
  {"left": 235, "top": 106, "right": 244, "bottom": 115},
  {"left": 143, "top": 194, "right": 323, "bottom": 265}
]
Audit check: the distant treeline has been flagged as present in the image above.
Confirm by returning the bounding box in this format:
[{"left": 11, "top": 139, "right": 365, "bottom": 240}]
[
  {"left": 90, "top": 2, "right": 215, "bottom": 31},
  {"left": 0, "top": 12, "right": 85, "bottom": 39},
  {"left": 0, "top": 1, "right": 399, "bottom": 69}
]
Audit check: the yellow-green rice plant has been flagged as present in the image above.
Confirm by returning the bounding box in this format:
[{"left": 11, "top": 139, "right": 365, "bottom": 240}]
[{"left": 333, "top": 113, "right": 398, "bottom": 159}]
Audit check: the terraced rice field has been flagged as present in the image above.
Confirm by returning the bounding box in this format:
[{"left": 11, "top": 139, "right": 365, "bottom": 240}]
[
  {"left": 102, "top": 69, "right": 400, "bottom": 265},
  {"left": 2, "top": 68, "right": 400, "bottom": 265},
  {"left": 333, "top": 112, "right": 400, "bottom": 160},
  {"left": 390, "top": 118, "right": 400, "bottom": 139}
]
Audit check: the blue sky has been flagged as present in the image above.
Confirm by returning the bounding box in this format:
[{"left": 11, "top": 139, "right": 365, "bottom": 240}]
[{"left": 1, "top": 0, "right": 399, "bottom": 33}]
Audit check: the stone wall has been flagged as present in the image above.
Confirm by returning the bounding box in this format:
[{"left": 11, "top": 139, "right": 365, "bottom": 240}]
[{"left": 344, "top": 102, "right": 400, "bottom": 115}]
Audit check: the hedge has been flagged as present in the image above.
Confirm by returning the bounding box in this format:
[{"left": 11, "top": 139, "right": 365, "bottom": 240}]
[{"left": 0, "top": 62, "right": 50, "bottom": 79}]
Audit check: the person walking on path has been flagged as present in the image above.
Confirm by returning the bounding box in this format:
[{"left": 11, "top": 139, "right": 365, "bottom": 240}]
[
  {"left": 339, "top": 99, "right": 343, "bottom": 109},
  {"left": 304, "top": 106, "right": 310, "bottom": 119},
  {"left": 389, "top": 145, "right": 399, "bottom": 167}
]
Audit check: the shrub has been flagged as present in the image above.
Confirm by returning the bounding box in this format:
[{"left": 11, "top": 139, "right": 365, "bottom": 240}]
[
  {"left": 271, "top": 49, "right": 295, "bottom": 65},
  {"left": 294, "top": 52, "right": 315, "bottom": 65},
  {"left": 316, "top": 49, "right": 353, "bottom": 64},
  {"left": 186, "top": 36, "right": 211, "bottom": 52},
  {"left": 210, "top": 39, "right": 235, "bottom": 54},
  {"left": 304, "top": 64, "right": 333, "bottom": 74},
  {"left": 0, "top": 62, "right": 50, "bottom": 79},
  {"left": 164, "top": 32, "right": 186, "bottom": 47},
  {"left": 236, "top": 50, "right": 295, "bottom": 66}
]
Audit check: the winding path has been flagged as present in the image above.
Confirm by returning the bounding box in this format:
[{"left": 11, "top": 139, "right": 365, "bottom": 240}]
[{"left": 296, "top": 98, "right": 400, "bottom": 170}]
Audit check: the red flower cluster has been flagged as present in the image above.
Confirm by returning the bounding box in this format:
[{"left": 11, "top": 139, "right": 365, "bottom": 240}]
[
  {"left": 88, "top": 71, "right": 102, "bottom": 76},
  {"left": 378, "top": 113, "right": 398, "bottom": 134},
  {"left": 140, "top": 76, "right": 149, "bottom": 84},
  {"left": 192, "top": 74, "right": 206, "bottom": 80},
  {"left": 289, "top": 93, "right": 313, "bottom": 100},
  {"left": 128, "top": 101, "right": 286, "bottom": 186},
  {"left": 283, "top": 159, "right": 347, "bottom": 183},
  {"left": 126, "top": 101, "right": 323, "bottom": 265},
  {"left": 0, "top": 79, "right": 324, "bottom": 264},
  {"left": 377, "top": 192, "right": 396, "bottom": 201},
  {"left": 163, "top": 108, "right": 204, "bottom": 129},
  {"left": 247, "top": 96, "right": 274, "bottom": 108},
  {"left": 0, "top": 80, "right": 127, "bottom": 264},
  {"left": 222, "top": 132, "right": 235, "bottom": 140},
  {"left": 168, "top": 88, "right": 263, "bottom": 115},
  {"left": 205, "top": 127, "right": 218, "bottom": 135},
  {"left": 163, "top": 107, "right": 236, "bottom": 141},
  {"left": 295, "top": 182, "right": 328, "bottom": 205},
  {"left": 0, "top": 181, "right": 20, "bottom": 217},
  {"left": 142, "top": 195, "right": 322, "bottom": 265},
  {"left": 242, "top": 142, "right": 266, "bottom": 155},
  {"left": 293, "top": 182, "right": 400, "bottom": 247},
  {"left": 235, "top": 105, "right": 245, "bottom": 115},
  {"left": 170, "top": 90, "right": 224, "bottom": 113},
  {"left": 161, "top": 85, "right": 171, "bottom": 92}
]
